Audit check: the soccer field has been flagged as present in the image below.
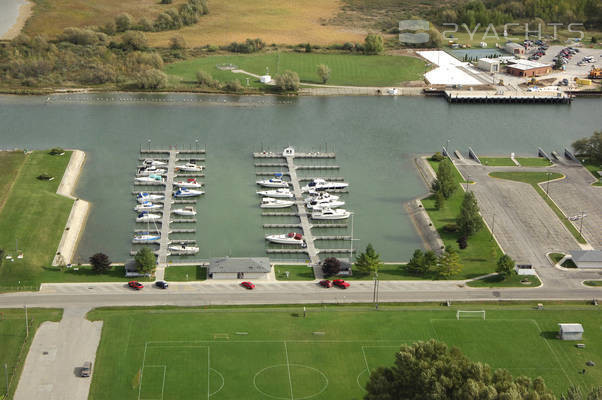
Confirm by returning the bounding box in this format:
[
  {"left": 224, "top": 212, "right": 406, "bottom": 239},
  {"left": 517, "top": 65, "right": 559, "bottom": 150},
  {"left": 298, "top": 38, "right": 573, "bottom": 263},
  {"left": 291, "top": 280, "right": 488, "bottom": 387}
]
[{"left": 88, "top": 306, "right": 601, "bottom": 399}]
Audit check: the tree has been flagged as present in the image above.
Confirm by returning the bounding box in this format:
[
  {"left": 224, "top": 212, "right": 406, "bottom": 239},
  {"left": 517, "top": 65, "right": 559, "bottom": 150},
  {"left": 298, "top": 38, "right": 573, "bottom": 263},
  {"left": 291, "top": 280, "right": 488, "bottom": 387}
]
[
  {"left": 274, "top": 70, "right": 300, "bottom": 92},
  {"left": 115, "top": 13, "right": 133, "bottom": 32},
  {"left": 496, "top": 254, "right": 515, "bottom": 278},
  {"left": 437, "top": 246, "right": 462, "bottom": 278},
  {"left": 89, "top": 253, "right": 111, "bottom": 274},
  {"left": 135, "top": 247, "right": 156, "bottom": 274},
  {"left": 225, "top": 79, "right": 243, "bottom": 92},
  {"left": 434, "top": 189, "right": 445, "bottom": 210},
  {"left": 169, "top": 36, "right": 187, "bottom": 49},
  {"left": 364, "top": 34, "right": 384, "bottom": 55},
  {"left": 436, "top": 158, "right": 456, "bottom": 199},
  {"left": 196, "top": 70, "right": 218, "bottom": 88},
  {"left": 365, "top": 339, "right": 555, "bottom": 400},
  {"left": 121, "top": 31, "right": 148, "bottom": 51},
  {"left": 317, "top": 64, "right": 330, "bottom": 84},
  {"left": 561, "top": 386, "right": 602, "bottom": 400},
  {"left": 456, "top": 191, "right": 483, "bottom": 238},
  {"left": 134, "top": 69, "right": 167, "bottom": 89},
  {"left": 322, "top": 257, "right": 341, "bottom": 276},
  {"left": 355, "top": 243, "right": 382, "bottom": 275},
  {"left": 572, "top": 131, "right": 602, "bottom": 163},
  {"left": 405, "top": 249, "right": 436, "bottom": 275}
]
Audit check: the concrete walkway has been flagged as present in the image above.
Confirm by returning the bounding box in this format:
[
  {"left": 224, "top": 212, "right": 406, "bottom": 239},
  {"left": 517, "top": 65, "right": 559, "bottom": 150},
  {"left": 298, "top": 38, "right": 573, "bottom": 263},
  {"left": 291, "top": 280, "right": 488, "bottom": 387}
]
[{"left": 14, "top": 306, "right": 102, "bottom": 400}]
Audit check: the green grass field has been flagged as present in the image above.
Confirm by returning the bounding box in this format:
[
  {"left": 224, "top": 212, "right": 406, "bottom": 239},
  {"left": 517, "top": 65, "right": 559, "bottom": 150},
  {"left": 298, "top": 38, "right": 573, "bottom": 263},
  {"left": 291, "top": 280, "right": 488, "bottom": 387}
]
[
  {"left": 275, "top": 265, "right": 315, "bottom": 281},
  {"left": 164, "top": 265, "right": 207, "bottom": 281},
  {"left": 515, "top": 157, "right": 553, "bottom": 167},
  {"left": 489, "top": 171, "right": 587, "bottom": 245},
  {"left": 581, "top": 158, "right": 602, "bottom": 186},
  {"left": 0, "top": 151, "right": 73, "bottom": 290},
  {"left": 87, "top": 306, "right": 602, "bottom": 399},
  {"left": 275, "top": 264, "right": 425, "bottom": 281},
  {"left": 422, "top": 159, "right": 501, "bottom": 279},
  {"left": 0, "top": 308, "right": 63, "bottom": 398},
  {"left": 479, "top": 157, "right": 515, "bottom": 166},
  {"left": 165, "top": 52, "right": 426, "bottom": 87},
  {"left": 0, "top": 152, "right": 26, "bottom": 212},
  {"left": 467, "top": 273, "right": 541, "bottom": 288}
]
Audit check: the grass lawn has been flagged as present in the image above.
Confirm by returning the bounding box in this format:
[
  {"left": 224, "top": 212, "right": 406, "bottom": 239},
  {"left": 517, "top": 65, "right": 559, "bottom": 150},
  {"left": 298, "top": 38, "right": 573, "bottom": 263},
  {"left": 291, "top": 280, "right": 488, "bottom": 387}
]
[
  {"left": 274, "top": 265, "right": 315, "bottom": 281},
  {"left": 479, "top": 157, "right": 515, "bottom": 167},
  {"left": 584, "top": 281, "right": 602, "bottom": 287},
  {"left": 561, "top": 259, "right": 577, "bottom": 269},
  {"left": 0, "top": 151, "right": 26, "bottom": 212},
  {"left": 515, "top": 157, "right": 552, "bottom": 167},
  {"left": 346, "top": 264, "right": 426, "bottom": 281},
  {"left": 87, "top": 306, "right": 602, "bottom": 399},
  {"left": 0, "top": 308, "right": 62, "bottom": 398},
  {"left": 488, "top": 172, "right": 587, "bottom": 245},
  {"left": 164, "top": 265, "right": 207, "bottom": 281},
  {"left": 0, "top": 151, "right": 74, "bottom": 290},
  {"left": 165, "top": 52, "right": 426, "bottom": 87},
  {"left": 467, "top": 273, "right": 541, "bottom": 288},
  {"left": 549, "top": 253, "right": 565, "bottom": 264},
  {"left": 38, "top": 265, "right": 153, "bottom": 283},
  {"left": 580, "top": 158, "right": 602, "bottom": 186},
  {"left": 423, "top": 159, "right": 501, "bottom": 279}
]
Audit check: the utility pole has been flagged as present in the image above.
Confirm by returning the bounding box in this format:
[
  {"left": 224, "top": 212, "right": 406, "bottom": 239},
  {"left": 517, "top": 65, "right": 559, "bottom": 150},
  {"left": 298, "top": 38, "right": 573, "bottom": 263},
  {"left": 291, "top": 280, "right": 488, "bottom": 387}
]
[
  {"left": 490, "top": 213, "right": 495, "bottom": 240},
  {"left": 465, "top": 175, "right": 470, "bottom": 191},
  {"left": 372, "top": 271, "right": 380, "bottom": 310},
  {"left": 579, "top": 211, "right": 585, "bottom": 236},
  {"left": 546, "top": 171, "right": 551, "bottom": 196}
]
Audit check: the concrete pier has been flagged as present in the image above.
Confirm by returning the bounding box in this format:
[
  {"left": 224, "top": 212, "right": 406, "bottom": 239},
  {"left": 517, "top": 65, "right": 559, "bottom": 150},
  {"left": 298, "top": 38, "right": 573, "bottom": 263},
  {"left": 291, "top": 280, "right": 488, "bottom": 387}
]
[{"left": 155, "top": 150, "right": 178, "bottom": 279}]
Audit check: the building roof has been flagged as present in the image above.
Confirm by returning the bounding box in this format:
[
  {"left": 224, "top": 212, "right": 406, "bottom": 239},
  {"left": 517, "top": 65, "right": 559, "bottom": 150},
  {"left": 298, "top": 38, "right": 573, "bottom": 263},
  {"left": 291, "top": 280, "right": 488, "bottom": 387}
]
[
  {"left": 570, "top": 250, "right": 602, "bottom": 263},
  {"left": 478, "top": 58, "right": 500, "bottom": 64},
  {"left": 558, "top": 323, "right": 584, "bottom": 333},
  {"left": 208, "top": 257, "right": 271, "bottom": 274},
  {"left": 506, "top": 59, "right": 552, "bottom": 71}
]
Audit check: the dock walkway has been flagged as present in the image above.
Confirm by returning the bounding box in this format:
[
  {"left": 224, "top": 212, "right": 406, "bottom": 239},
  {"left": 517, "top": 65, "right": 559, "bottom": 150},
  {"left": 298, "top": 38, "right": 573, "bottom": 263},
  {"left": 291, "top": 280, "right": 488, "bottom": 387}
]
[{"left": 155, "top": 151, "right": 177, "bottom": 280}]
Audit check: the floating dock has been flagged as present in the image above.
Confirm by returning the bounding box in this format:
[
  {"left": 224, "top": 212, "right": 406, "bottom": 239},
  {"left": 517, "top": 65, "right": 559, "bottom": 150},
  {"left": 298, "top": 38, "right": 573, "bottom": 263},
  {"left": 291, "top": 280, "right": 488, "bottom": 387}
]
[{"left": 442, "top": 89, "right": 573, "bottom": 104}]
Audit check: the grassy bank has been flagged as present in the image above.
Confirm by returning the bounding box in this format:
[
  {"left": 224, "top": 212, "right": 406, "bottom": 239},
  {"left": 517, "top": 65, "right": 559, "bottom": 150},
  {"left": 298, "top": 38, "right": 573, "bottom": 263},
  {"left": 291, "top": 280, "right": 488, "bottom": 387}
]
[
  {"left": 581, "top": 158, "right": 602, "bottom": 186},
  {"left": 0, "top": 151, "right": 74, "bottom": 290},
  {"left": 165, "top": 52, "right": 426, "bottom": 87},
  {"left": 489, "top": 172, "right": 587, "bottom": 244},
  {"left": 422, "top": 159, "right": 502, "bottom": 279},
  {"left": 0, "top": 308, "right": 63, "bottom": 398},
  {"left": 467, "top": 273, "right": 541, "bottom": 288}
]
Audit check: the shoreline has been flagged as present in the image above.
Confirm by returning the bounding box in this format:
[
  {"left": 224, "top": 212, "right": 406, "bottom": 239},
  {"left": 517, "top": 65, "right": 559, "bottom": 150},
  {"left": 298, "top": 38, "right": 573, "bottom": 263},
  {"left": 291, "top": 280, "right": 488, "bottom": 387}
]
[
  {"left": 0, "top": 0, "right": 33, "bottom": 41},
  {"left": 52, "top": 150, "right": 91, "bottom": 266}
]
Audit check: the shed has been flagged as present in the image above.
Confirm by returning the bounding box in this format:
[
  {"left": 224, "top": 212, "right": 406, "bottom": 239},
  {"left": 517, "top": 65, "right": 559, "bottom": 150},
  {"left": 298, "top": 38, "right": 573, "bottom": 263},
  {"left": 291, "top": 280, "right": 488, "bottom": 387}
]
[
  {"left": 260, "top": 75, "right": 272, "bottom": 84},
  {"left": 514, "top": 264, "right": 536, "bottom": 276},
  {"left": 558, "top": 323, "right": 584, "bottom": 341},
  {"left": 477, "top": 58, "right": 500, "bottom": 73},
  {"left": 504, "top": 42, "right": 525, "bottom": 55},
  {"left": 569, "top": 250, "right": 602, "bottom": 269},
  {"left": 208, "top": 257, "right": 271, "bottom": 280},
  {"left": 505, "top": 60, "right": 552, "bottom": 77}
]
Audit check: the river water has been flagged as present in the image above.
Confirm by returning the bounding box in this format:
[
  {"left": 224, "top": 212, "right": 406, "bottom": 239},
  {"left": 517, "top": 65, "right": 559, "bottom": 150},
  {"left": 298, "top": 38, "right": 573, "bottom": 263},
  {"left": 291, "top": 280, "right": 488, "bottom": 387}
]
[
  {"left": 0, "top": 0, "right": 26, "bottom": 38},
  {"left": 0, "top": 94, "right": 600, "bottom": 262}
]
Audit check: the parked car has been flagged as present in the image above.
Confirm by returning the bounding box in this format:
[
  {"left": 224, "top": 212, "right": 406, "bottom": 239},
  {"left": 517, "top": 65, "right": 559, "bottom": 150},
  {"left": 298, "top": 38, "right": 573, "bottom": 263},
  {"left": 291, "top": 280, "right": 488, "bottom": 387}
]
[
  {"left": 241, "top": 281, "right": 255, "bottom": 289},
  {"left": 319, "top": 280, "right": 333, "bottom": 288},
  {"left": 128, "top": 281, "right": 144, "bottom": 290},
  {"left": 155, "top": 280, "right": 168, "bottom": 289},
  {"left": 332, "top": 279, "right": 350, "bottom": 289},
  {"left": 80, "top": 361, "right": 92, "bottom": 377}
]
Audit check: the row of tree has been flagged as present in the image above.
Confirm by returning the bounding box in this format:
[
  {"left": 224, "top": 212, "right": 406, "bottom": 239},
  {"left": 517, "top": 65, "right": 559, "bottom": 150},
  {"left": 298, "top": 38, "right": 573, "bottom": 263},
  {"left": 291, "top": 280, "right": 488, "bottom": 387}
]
[
  {"left": 572, "top": 131, "right": 602, "bottom": 164},
  {"left": 89, "top": 247, "right": 156, "bottom": 275}
]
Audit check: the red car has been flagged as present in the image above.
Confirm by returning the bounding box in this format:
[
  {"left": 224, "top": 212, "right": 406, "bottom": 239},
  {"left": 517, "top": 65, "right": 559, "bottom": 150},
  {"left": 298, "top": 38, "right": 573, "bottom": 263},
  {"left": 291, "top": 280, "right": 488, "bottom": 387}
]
[
  {"left": 241, "top": 281, "right": 255, "bottom": 290},
  {"left": 128, "top": 281, "right": 144, "bottom": 290},
  {"left": 332, "top": 279, "right": 350, "bottom": 289},
  {"left": 319, "top": 280, "right": 333, "bottom": 288}
]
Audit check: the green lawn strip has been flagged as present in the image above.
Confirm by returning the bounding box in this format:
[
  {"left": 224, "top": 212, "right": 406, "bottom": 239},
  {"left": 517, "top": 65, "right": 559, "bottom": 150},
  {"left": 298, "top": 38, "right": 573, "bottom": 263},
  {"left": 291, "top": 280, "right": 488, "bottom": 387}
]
[
  {"left": 0, "top": 308, "right": 63, "bottom": 398},
  {"left": 274, "top": 265, "right": 315, "bottom": 281},
  {"left": 423, "top": 159, "right": 502, "bottom": 279},
  {"left": 87, "top": 307, "right": 602, "bottom": 398},
  {"left": 428, "top": 159, "right": 468, "bottom": 183},
  {"left": 549, "top": 253, "right": 565, "bottom": 264},
  {"left": 488, "top": 172, "right": 587, "bottom": 244},
  {"left": 165, "top": 53, "right": 426, "bottom": 87},
  {"left": 561, "top": 259, "right": 577, "bottom": 268},
  {"left": 0, "top": 151, "right": 74, "bottom": 289},
  {"left": 0, "top": 151, "right": 26, "bottom": 212},
  {"left": 583, "top": 280, "right": 602, "bottom": 287},
  {"left": 164, "top": 265, "right": 207, "bottom": 281},
  {"left": 346, "top": 264, "right": 431, "bottom": 281},
  {"left": 38, "top": 265, "right": 152, "bottom": 283},
  {"left": 580, "top": 158, "right": 602, "bottom": 186},
  {"left": 479, "top": 157, "right": 515, "bottom": 167},
  {"left": 515, "top": 157, "right": 552, "bottom": 167},
  {"left": 467, "top": 273, "right": 541, "bottom": 288}
]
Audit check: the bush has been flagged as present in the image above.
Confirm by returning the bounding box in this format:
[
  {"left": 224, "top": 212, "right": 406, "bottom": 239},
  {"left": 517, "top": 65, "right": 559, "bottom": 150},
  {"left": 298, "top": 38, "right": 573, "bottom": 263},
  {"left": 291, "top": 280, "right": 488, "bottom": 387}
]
[
  {"left": 456, "top": 236, "right": 467, "bottom": 249},
  {"left": 274, "top": 70, "right": 300, "bottom": 92},
  {"left": 169, "top": 36, "right": 187, "bottom": 50},
  {"left": 322, "top": 257, "right": 341, "bottom": 276},
  {"left": 49, "top": 147, "right": 65, "bottom": 155},
  {"left": 161, "top": 0, "right": 173, "bottom": 3},
  {"left": 115, "top": 13, "right": 133, "bottom": 32},
  {"left": 227, "top": 38, "right": 265, "bottom": 53},
  {"left": 224, "top": 79, "right": 243, "bottom": 92},
  {"left": 121, "top": 31, "right": 148, "bottom": 51},
  {"left": 134, "top": 69, "right": 168, "bottom": 89},
  {"left": 442, "top": 223, "right": 458, "bottom": 233},
  {"left": 60, "top": 27, "right": 102, "bottom": 46},
  {"left": 196, "top": 70, "right": 219, "bottom": 88},
  {"left": 342, "top": 42, "right": 354, "bottom": 51},
  {"left": 364, "top": 34, "right": 384, "bottom": 55},
  {"left": 430, "top": 152, "right": 444, "bottom": 162}
]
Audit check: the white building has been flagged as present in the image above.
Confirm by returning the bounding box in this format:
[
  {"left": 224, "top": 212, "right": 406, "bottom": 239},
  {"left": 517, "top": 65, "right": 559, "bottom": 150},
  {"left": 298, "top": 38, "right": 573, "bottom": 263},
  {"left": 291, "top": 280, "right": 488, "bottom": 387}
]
[
  {"left": 569, "top": 250, "right": 602, "bottom": 269},
  {"left": 558, "top": 323, "right": 584, "bottom": 341},
  {"left": 504, "top": 42, "right": 525, "bottom": 56},
  {"left": 477, "top": 58, "right": 500, "bottom": 73},
  {"left": 208, "top": 257, "right": 271, "bottom": 280}
]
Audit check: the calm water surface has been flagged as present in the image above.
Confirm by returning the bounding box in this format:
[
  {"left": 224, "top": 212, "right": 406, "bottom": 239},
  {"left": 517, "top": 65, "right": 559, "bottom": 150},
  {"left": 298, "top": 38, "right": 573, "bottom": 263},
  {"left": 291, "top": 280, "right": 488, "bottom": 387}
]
[{"left": 1, "top": 94, "right": 600, "bottom": 262}]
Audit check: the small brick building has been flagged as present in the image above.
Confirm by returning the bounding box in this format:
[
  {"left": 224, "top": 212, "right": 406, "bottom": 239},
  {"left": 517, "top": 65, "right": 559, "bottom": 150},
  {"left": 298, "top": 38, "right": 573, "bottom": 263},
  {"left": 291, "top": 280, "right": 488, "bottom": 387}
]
[{"left": 505, "top": 60, "right": 552, "bottom": 77}]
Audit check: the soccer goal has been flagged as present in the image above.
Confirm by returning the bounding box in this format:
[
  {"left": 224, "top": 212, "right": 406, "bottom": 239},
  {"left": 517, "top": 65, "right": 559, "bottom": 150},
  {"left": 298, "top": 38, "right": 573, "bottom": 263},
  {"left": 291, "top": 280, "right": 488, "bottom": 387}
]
[{"left": 456, "top": 310, "right": 486, "bottom": 320}]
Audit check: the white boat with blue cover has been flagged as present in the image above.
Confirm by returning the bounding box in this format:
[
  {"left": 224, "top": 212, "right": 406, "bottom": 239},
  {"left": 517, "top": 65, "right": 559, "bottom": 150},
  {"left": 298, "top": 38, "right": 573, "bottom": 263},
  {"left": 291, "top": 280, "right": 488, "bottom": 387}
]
[
  {"left": 136, "top": 192, "right": 164, "bottom": 203},
  {"left": 134, "top": 201, "right": 163, "bottom": 212},
  {"left": 135, "top": 174, "right": 165, "bottom": 184},
  {"left": 256, "top": 173, "right": 289, "bottom": 188},
  {"left": 174, "top": 188, "right": 204, "bottom": 198},
  {"left": 133, "top": 232, "right": 161, "bottom": 243},
  {"left": 136, "top": 211, "right": 161, "bottom": 222}
]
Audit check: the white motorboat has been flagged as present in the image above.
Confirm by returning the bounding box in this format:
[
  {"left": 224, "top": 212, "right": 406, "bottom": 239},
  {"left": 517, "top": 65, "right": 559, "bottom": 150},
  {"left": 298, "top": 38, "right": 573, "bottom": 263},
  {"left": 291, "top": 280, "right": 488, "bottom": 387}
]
[
  {"left": 175, "top": 163, "right": 204, "bottom": 172},
  {"left": 260, "top": 197, "right": 295, "bottom": 208},
  {"left": 135, "top": 174, "right": 165, "bottom": 184},
  {"left": 311, "top": 207, "right": 351, "bottom": 220},
  {"left": 174, "top": 188, "right": 204, "bottom": 198},
  {"left": 256, "top": 188, "right": 294, "bottom": 198},
  {"left": 137, "top": 166, "right": 166, "bottom": 176},
  {"left": 256, "top": 174, "right": 289, "bottom": 188},
  {"left": 305, "top": 192, "right": 340, "bottom": 202},
  {"left": 302, "top": 178, "right": 348, "bottom": 192},
  {"left": 306, "top": 200, "right": 345, "bottom": 210},
  {"left": 172, "top": 206, "right": 197, "bottom": 216},
  {"left": 142, "top": 159, "right": 167, "bottom": 167},
  {"left": 134, "top": 201, "right": 163, "bottom": 212},
  {"left": 266, "top": 232, "right": 306, "bottom": 246},
  {"left": 133, "top": 232, "right": 161, "bottom": 243},
  {"left": 137, "top": 192, "right": 164, "bottom": 203},
  {"left": 168, "top": 244, "right": 199, "bottom": 254},
  {"left": 136, "top": 211, "right": 162, "bottom": 222},
  {"left": 174, "top": 178, "right": 203, "bottom": 188}
]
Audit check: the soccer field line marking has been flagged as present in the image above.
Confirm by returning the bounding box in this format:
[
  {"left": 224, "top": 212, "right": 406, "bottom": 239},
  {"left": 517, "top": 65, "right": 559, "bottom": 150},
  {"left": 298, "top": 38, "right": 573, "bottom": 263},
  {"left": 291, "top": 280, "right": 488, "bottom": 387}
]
[
  {"left": 209, "top": 368, "right": 225, "bottom": 397},
  {"left": 252, "top": 363, "right": 329, "bottom": 400},
  {"left": 207, "top": 347, "right": 210, "bottom": 400},
  {"left": 284, "top": 342, "right": 294, "bottom": 400},
  {"left": 145, "top": 339, "right": 413, "bottom": 344},
  {"left": 529, "top": 319, "right": 574, "bottom": 388},
  {"left": 138, "top": 342, "right": 149, "bottom": 400},
  {"left": 138, "top": 365, "right": 166, "bottom": 400}
]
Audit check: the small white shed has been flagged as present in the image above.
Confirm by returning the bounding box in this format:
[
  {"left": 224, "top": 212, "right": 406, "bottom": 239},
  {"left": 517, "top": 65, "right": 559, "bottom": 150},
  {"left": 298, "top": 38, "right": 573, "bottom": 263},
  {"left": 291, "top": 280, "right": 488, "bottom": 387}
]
[
  {"left": 260, "top": 75, "right": 272, "bottom": 84},
  {"left": 477, "top": 58, "right": 500, "bottom": 73},
  {"left": 558, "top": 323, "right": 584, "bottom": 341}
]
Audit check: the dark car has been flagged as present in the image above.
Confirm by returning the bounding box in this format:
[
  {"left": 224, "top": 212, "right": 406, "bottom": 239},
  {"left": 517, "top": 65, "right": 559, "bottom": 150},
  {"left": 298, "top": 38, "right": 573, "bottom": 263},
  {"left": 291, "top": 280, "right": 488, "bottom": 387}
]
[
  {"left": 241, "top": 281, "right": 255, "bottom": 289},
  {"left": 155, "top": 280, "right": 168, "bottom": 289},
  {"left": 332, "top": 279, "right": 350, "bottom": 289},
  {"left": 128, "top": 281, "right": 144, "bottom": 290},
  {"left": 319, "top": 280, "right": 333, "bottom": 288},
  {"left": 80, "top": 361, "right": 92, "bottom": 377}
]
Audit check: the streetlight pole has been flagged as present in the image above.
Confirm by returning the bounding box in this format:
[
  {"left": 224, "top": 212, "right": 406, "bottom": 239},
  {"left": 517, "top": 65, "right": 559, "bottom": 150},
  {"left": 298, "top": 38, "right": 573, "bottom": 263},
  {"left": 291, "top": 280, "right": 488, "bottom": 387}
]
[
  {"left": 147, "top": 139, "right": 151, "bottom": 151},
  {"left": 195, "top": 139, "right": 199, "bottom": 151},
  {"left": 546, "top": 171, "right": 551, "bottom": 197},
  {"left": 372, "top": 271, "right": 379, "bottom": 310},
  {"left": 579, "top": 211, "right": 585, "bottom": 236},
  {"left": 490, "top": 213, "right": 495, "bottom": 240},
  {"left": 24, "top": 305, "right": 28, "bottom": 337},
  {"left": 465, "top": 175, "right": 470, "bottom": 191}
]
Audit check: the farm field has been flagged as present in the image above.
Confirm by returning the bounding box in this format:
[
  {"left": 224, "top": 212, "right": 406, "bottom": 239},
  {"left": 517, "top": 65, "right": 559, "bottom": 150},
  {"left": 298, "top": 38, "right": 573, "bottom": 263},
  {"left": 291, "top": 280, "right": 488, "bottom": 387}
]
[
  {"left": 0, "top": 151, "right": 73, "bottom": 290},
  {"left": 164, "top": 52, "right": 426, "bottom": 87},
  {"left": 87, "top": 306, "right": 602, "bottom": 399}
]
